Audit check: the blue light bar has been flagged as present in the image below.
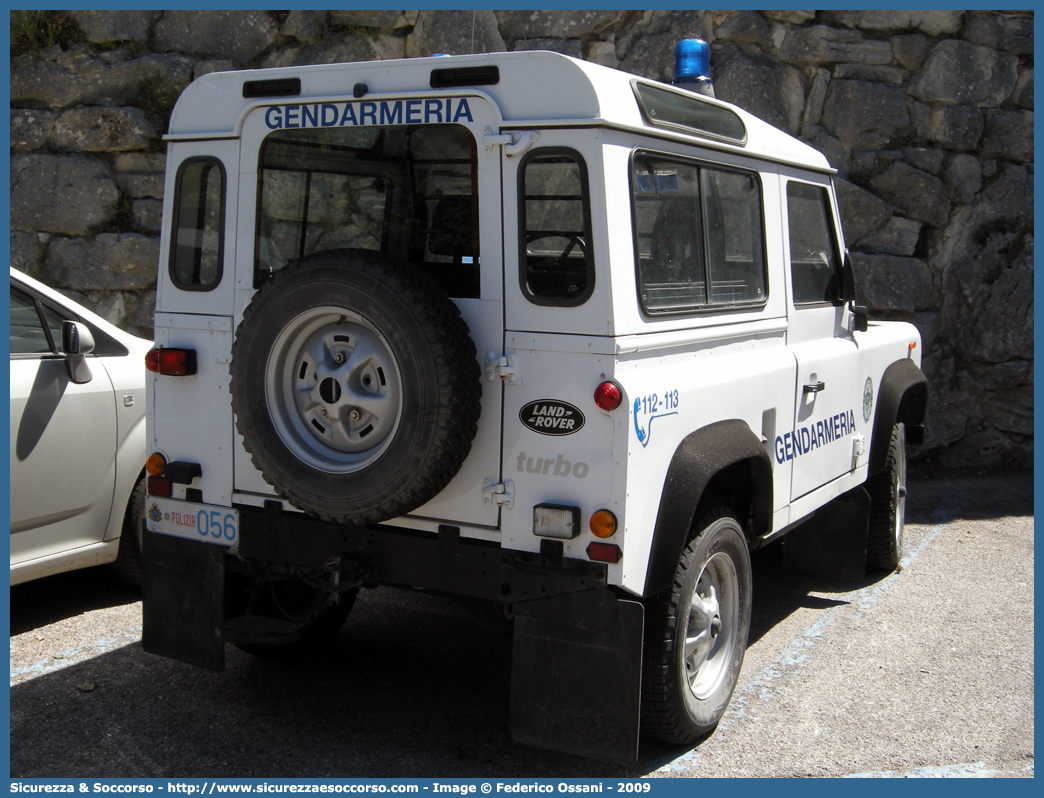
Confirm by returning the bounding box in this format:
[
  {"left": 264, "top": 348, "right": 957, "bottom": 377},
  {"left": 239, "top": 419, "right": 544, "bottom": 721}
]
[{"left": 673, "top": 39, "right": 715, "bottom": 98}]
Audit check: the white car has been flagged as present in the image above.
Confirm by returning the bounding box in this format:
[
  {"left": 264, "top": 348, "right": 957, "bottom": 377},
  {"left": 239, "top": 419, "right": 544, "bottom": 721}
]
[{"left": 9, "top": 267, "right": 151, "bottom": 585}]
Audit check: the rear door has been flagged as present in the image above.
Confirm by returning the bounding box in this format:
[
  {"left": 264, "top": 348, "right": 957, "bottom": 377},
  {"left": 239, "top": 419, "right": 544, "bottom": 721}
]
[
  {"left": 150, "top": 141, "right": 238, "bottom": 509},
  {"left": 232, "top": 93, "right": 506, "bottom": 529},
  {"left": 781, "top": 170, "right": 866, "bottom": 499}
]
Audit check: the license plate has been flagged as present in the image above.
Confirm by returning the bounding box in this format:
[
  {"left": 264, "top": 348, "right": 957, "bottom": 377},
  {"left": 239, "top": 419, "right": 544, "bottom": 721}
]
[{"left": 145, "top": 496, "right": 239, "bottom": 547}]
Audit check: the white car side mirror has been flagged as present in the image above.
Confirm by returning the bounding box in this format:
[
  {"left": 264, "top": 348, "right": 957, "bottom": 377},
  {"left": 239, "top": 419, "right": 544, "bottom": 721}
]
[{"left": 61, "top": 320, "right": 95, "bottom": 384}]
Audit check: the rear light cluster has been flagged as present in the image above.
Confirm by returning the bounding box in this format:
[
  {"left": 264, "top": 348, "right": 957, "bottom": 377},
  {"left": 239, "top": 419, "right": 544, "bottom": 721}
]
[
  {"left": 527, "top": 381, "right": 626, "bottom": 562},
  {"left": 593, "top": 380, "right": 622, "bottom": 411},
  {"left": 587, "top": 510, "right": 621, "bottom": 563},
  {"left": 145, "top": 452, "right": 202, "bottom": 497},
  {"left": 146, "top": 452, "right": 171, "bottom": 497},
  {"left": 532, "top": 504, "right": 621, "bottom": 564},
  {"left": 145, "top": 347, "right": 197, "bottom": 376}
]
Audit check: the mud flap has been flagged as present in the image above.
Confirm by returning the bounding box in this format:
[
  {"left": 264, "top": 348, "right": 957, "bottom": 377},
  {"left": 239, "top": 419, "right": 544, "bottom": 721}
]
[
  {"left": 141, "top": 529, "right": 226, "bottom": 671},
  {"left": 510, "top": 589, "right": 644, "bottom": 765},
  {"left": 783, "top": 486, "right": 871, "bottom": 581}
]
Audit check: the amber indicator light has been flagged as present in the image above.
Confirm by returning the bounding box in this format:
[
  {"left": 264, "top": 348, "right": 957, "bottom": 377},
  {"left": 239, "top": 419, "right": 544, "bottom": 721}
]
[
  {"left": 146, "top": 452, "right": 167, "bottom": 476},
  {"left": 589, "top": 510, "right": 618, "bottom": 538}
]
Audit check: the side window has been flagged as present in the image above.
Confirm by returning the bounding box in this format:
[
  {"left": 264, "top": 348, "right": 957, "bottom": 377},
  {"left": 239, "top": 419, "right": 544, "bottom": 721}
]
[
  {"left": 703, "top": 168, "right": 765, "bottom": 304},
  {"left": 9, "top": 285, "right": 126, "bottom": 357},
  {"left": 10, "top": 287, "right": 55, "bottom": 355},
  {"left": 633, "top": 154, "right": 765, "bottom": 314},
  {"left": 169, "top": 158, "right": 225, "bottom": 291},
  {"left": 786, "top": 182, "right": 841, "bottom": 305},
  {"left": 519, "top": 150, "right": 593, "bottom": 306}
]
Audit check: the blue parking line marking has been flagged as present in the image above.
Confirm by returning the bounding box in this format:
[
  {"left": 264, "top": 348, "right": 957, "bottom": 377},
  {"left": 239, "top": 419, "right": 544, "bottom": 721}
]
[
  {"left": 658, "top": 489, "right": 963, "bottom": 775},
  {"left": 9, "top": 627, "right": 142, "bottom": 685}
]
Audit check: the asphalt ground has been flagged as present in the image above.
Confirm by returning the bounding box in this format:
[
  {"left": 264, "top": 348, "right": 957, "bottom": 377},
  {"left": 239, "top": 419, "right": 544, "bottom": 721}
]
[{"left": 8, "top": 472, "right": 1034, "bottom": 778}]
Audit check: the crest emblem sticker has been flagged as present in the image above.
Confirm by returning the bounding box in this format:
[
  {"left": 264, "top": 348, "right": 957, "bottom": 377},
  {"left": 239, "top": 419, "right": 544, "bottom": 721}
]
[{"left": 863, "top": 377, "right": 874, "bottom": 422}]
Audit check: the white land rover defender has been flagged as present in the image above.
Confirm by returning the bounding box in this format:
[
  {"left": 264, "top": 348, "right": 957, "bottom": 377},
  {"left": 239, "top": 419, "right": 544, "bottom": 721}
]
[{"left": 142, "top": 45, "right": 927, "bottom": 763}]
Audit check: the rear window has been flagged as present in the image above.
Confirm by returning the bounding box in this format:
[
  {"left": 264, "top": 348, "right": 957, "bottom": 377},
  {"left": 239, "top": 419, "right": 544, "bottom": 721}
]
[{"left": 256, "top": 124, "right": 480, "bottom": 298}]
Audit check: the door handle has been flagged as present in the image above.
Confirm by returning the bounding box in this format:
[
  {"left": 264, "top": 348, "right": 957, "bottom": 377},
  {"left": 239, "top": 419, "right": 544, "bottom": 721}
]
[{"left": 803, "top": 380, "right": 826, "bottom": 394}]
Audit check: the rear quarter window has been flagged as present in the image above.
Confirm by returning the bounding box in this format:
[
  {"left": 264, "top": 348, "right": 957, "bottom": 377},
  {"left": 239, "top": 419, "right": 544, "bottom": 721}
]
[
  {"left": 518, "top": 149, "right": 594, "bottom": 306},
  {"left": 169, "top": 157, "right": 226, "bottom": 291}
]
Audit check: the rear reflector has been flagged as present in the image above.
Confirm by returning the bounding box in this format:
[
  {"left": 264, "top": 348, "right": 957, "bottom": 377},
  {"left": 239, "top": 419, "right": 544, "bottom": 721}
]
[
  {"left": 146, "top": 348, "right": 197, "bottom": 376},
  {"left": 587, "top": 542, "right": 622, "bottom": 564},
  {"left": 147, "top": 476, "right": 172, "bottom": 498}
]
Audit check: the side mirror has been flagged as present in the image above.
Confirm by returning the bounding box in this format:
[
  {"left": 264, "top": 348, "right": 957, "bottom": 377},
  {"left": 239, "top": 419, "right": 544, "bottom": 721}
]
[
  {"left": 851, "top": 305, "right": 869, "bottom": 332},
  {"left": 840, "top": 252, "right": 868, "bottom": 331},
  {"left": 835, "top": 253, "right": 868, "bottom": 332},
  {"left": 841, "top": 251, "right": 857, "bottom": 304},
  {"left": 61, "top": 320, "right": 95, "bottom": 384}
]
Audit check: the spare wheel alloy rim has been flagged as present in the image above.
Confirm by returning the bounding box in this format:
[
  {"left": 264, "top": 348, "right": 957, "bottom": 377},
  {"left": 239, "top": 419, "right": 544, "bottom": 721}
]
[{"left": 266, "top": 306, "right": 404, "bottom": 473}]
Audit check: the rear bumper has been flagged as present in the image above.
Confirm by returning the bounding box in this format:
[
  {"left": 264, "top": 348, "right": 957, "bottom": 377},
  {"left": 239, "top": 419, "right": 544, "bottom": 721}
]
[{"left": 235, "top": 501, "right": 609, "bottom": 603}]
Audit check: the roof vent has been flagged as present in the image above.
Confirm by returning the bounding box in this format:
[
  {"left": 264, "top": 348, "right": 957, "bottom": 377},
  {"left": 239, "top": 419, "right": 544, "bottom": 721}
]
[{"left": 430, "top": 66, "right": 500, "bottom": 89}]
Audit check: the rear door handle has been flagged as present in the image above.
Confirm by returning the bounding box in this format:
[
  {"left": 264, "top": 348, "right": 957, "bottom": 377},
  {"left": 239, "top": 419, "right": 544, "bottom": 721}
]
[{"left": 803, "top": 380, "right": 826, "bottom": 394}]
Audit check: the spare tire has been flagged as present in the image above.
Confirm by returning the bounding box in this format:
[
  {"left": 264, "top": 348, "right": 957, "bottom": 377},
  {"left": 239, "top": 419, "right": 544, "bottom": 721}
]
[{"left": 231, "top": 249, "right": 481, "bottom": 525}]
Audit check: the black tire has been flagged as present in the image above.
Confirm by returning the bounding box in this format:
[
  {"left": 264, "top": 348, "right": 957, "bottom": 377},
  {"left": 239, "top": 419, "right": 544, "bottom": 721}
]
[
  {"left": 641, "top": 507, "right": 752, "bottom": 745},
  {"left": 866, "top": 422, "right": 907, "bottom": 572},
  {"left": 231, "top": 249, "right": 481, "bottom": 525},
  {"left": 110, "top": 474, "right": 146, "bottom": 586},
  {"left": 226, "top": 575, "right": 357, "bottom": 660}
]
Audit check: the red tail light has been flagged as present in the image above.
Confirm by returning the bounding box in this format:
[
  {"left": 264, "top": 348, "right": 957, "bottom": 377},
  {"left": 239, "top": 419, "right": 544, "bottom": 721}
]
[
  {"left": 593, "top": 380, "right": 622, "bottom": 411},
  {"left": 146, "top": 348, "right": 197, "bottom": 376}
]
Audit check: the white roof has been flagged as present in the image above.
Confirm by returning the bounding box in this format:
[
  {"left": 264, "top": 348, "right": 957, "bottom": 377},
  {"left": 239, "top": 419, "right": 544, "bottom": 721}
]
[{"left": 168, "top": 50, "right": 831, "bottom": 172}]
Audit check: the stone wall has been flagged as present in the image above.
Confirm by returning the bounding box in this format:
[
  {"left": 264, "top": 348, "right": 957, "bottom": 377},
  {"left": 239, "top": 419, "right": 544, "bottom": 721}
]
[{"left": 9, "top": 10, "right": 1034, "bottom": 466}]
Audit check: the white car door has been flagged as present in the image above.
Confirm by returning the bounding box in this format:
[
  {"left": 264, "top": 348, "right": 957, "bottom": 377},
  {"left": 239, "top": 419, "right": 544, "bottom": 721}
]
[{"left": 9, "top": 284, "right": 118, "bottom": 567}]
